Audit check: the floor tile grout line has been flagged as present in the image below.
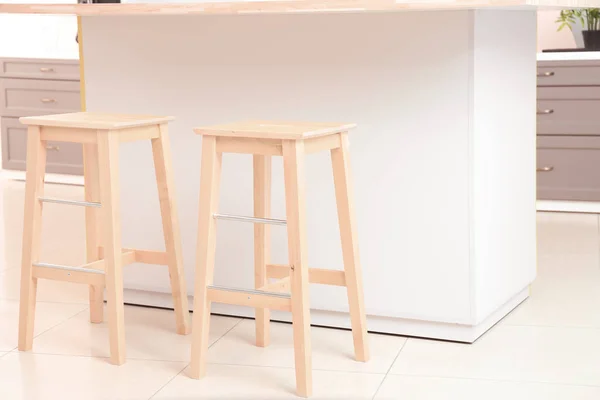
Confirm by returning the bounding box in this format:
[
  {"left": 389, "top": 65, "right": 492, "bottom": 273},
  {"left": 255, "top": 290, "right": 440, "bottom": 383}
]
[
  {"left": 9, "top": 307, "right": 90, "bottom": 354},
  {"left": 10, "top": 352, "right": 389, "bottom": 376},
  {"left": 206, "top": 361, "right": 389, "bottom": 375},
  {"left": 10, "top": 351, "right": 190, "bottom": 363},
  {"left": 148, "top": 362, "right": 190, "bottom": 400},
  {"left": 371, "top": 339, "right": 408, "bottom": 399},
  {"left": 0, "top": 298, "right": 90, "bottom": 306},
  {"left": 207, "top": 318, "right": 244, "bottom": 350},
  {"left": 382, "top": 372, "right": 600, "bottom": 389},
  {"left": 146, "top": 319, "right": 243, "bottom": 400},
  {"left": 7, "top": 317, "right": 243, "bottom": 362},
  {"left": 8, "top": 352, "right": 600, "bottom": 391},
  {"left": 501, "top": 322, "right": 600, "bottom": 330}
]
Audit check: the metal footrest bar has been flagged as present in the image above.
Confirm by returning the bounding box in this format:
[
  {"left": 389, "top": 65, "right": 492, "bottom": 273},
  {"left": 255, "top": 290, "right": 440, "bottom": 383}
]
[
  {"left": 207, "top": 285, "right": 292, "bottom": 312},
  {"left": 32, "top": 262, "right": 106, "bottom": 286},
  {"left": 33, "top": 262, "right": 106, "bottom": 274},
  {"left": 213, "top": 213, "right": 286, "bottom": 226},
  {"left": 39, "top": 197, "right": 101, "bottom": 208},
  {"left": 207, "top": 285, "right": 291, "bottom": 299}
]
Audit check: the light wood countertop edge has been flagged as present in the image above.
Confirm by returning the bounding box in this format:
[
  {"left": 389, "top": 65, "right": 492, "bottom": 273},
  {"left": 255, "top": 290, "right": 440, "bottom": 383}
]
[{"left": 1, "top": 0, "right": 597, "bottom": 16}]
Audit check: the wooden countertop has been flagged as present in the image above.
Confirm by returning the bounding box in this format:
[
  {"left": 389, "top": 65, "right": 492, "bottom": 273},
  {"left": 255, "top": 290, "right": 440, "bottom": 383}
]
[{"left": 1, "top": 0, "right": 599, "bottom": 16}]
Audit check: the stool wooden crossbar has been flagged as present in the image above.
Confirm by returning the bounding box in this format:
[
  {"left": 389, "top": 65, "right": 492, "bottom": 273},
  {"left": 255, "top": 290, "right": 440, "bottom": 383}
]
[
  {"left": 189, "top": 121, "right": 370, "bottom": 398},
  {"left": 17, "top": 112, "right": 191, "bottom": 365}
]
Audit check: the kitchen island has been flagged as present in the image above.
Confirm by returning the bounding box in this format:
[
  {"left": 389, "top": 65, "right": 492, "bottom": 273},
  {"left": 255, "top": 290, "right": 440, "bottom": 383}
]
[{"left": 4, "top": 0, "right": 595, "bottom": 342}]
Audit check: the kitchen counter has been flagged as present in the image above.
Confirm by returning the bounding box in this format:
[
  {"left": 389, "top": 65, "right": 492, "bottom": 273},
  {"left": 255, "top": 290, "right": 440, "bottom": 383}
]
[
  {"left": 1, "top": 0, "right": 597, "bottom": 15},
  {"left": 538, "top": 51, "right": 600, "bottom": 61},
  {"left": 4, "top": 1, "right": 586, "bottom": 342}
]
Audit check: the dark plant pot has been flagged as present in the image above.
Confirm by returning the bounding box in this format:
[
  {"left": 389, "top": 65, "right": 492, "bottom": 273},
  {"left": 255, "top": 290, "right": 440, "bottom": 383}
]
[{"left": 583, "top": 30, "right": 600, "bottom": 50}]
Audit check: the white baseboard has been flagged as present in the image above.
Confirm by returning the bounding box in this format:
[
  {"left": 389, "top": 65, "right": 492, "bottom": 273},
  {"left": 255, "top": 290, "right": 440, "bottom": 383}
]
[
  {"left": 537, "top": 200, "right": 600, "bottom": 213},
  {"left": 122, "top": 287, "right": 529, "bottom": 343},
  {"left": 1, "top": 170, "right": 84, "bottom": 186}
]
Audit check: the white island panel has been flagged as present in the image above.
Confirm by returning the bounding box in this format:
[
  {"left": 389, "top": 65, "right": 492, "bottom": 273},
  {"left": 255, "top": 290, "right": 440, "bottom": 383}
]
[{"left": 471, "top": 10, "right": 537, "bottom": 322}]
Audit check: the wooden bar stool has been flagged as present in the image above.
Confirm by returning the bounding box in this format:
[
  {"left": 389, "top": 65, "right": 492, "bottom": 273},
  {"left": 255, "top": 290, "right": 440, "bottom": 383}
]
[
  {"left": 17, "top": 112, "right": 191, "bottom": 365},
  {"left": 189, "top": 121, "right": 370, "bottom": 397}
]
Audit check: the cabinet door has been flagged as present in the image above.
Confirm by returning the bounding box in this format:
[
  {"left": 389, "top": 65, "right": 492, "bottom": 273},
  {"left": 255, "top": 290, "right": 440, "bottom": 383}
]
[
  {"left": 0, "top": 78, "right": 80, "bottom": 118},
  {"left": 0, "top": 58, "right": 80, "bottom": 81},
  {"left": 537, "top": 136, "right": 600, "bottom": 201},
  {"left": 537, "top": 65, "right": 600, "bottom": 86},
  {"left": 537, "top": 99, "right": 600, "bottom": 135},
  {"left": 1, "top": 117, "right": 83, "bottom": 175}
]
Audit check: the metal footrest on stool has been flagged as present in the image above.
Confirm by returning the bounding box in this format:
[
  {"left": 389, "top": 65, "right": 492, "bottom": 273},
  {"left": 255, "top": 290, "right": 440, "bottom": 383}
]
[
  {"left": 207, "top": 284, "right": 292, "bottom": 312},
  {"left": 32, "top": 262, "right": 106, "bottom": 285},
  {"left": 213, "top": 213, "right": 286, "bottom": 226},
  {"left": 33, "top": 262, "right": 105, "bottom": 274},
  {"left": 31, "top": 248, "right": 171, "bottom": 286},
  {"left": 39, "top": 197, "right": 101, "bottom": 208}
]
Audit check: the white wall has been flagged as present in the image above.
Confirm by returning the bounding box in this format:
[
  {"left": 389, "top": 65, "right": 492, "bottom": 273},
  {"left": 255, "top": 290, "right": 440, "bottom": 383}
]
[
  {"left": 0, "top": 0, "right": 78, "bottom": 59},
  {"left": 537, "top": 10, "right": 577, "bottom": 51}
]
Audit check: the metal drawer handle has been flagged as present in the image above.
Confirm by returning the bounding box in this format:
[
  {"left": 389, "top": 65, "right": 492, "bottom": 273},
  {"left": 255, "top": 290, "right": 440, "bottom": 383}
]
[
  {"left": 537, "top": 71, "right": 555, "bottom": 77},
  {"left": 537, "top": 166, "right": 554, "bottom": 172},
  {"left": 537, "top": 109, "right": 554, "bottom": 115},
  {"left": 46, "top": 145, "right": 60, "bottom": 152},
  {"left": 39, "top": 67, "right": 55, "bottom": 73},
  {"left": 40, "top": 98, "right": 57, "bottom": 103}
]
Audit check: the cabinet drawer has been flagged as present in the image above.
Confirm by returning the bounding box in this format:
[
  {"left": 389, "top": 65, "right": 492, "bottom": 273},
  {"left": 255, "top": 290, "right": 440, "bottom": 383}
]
[
  {"left": 1, "top": 117, "right": 83, "bottom": 175},
  {"left": 0, "top": 78, "right": 80, "bottom": 118},
  {"left": 537, "top": 99, "right": 600, "bottom": 135},
  {"left": 538, "top": 86, "right": 600, "bottom": 100},
  {"left": 538, "top": 65, "right": 600, "bottom": 86},
  {"left": 537, "top": 139, "right": 600, "bottom": 201},
  {"left": 0, "top": 58, "right": 79, "bottom": 81}
]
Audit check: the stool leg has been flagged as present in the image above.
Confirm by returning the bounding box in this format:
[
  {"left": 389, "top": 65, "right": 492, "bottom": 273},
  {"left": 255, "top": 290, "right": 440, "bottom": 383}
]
[
  {"left": 282, "top": 140, "right": 313, "bottom": 398},
  {"left": 97, "top": 130, "right": 126, "bottom": 365},
  {"left": 151, "top": 124, "right": 191, "bottom": 335},
  {"left": 18, "top": 126, "right": 47, "bottom": 351},
  {"left": 190, "top": 136, "right": 222, "bottom": 379},
  {"left": 253, "top": 155, "right": 271, "bottom": 347},
  {"left": 330, "top": 132, "right": 370, "bottom": 362},
  {"left": 83, "top": 143, "right": 104, "bottom": 324}
]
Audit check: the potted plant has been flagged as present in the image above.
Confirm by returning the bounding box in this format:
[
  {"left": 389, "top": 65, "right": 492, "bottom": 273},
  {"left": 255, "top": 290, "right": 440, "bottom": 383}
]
[{"left": 557, "top": 9, "right": 600, "bottom": 49}]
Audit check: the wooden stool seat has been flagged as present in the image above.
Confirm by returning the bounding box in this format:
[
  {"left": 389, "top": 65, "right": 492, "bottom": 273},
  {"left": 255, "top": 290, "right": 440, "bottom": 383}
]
[
  {"left": 190, "top": 120, "right": 369, "bottom": 398},
  {"left": 195, "top": 121, "right": 357, "bottom": 139},
  {"left": 20, "top": 112, "right": 174, "bottom": 129},
  {"left": 18, "top": 112, "right": 191, "bottom": 366}
]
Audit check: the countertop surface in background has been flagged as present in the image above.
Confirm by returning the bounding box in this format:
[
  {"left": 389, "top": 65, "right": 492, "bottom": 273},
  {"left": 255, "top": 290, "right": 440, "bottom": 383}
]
[
  {"left": 537, "top": 51, "right": 600, "bottom": 61},
  {"left": 2, "top": 0, "right": 600, "bottom": 15}
]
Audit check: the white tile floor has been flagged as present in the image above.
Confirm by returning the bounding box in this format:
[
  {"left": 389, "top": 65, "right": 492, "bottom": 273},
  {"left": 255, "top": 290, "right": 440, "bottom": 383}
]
[{"left": 1, "top": 179, "right": 600, "bottom": 399}]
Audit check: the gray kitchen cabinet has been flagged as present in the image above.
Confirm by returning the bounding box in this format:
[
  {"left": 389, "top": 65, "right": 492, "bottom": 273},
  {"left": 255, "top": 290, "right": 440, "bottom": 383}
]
[
  {"left": 0, "top": 78, "right": 81, "bottom": 117},
  {"left": 0, "top": 57, "right": 82, "bottom": 175},
  {"left": 537, "top": 63, "right": 600, "bottom": 86},
  {"left": 537, "top": 59, "right": 600, "bottom": 201},
  {"left": 0, "top": 58, "right": 80, "bottom": 81},
  {"left": 1, "top": 116, "right": 83, "bottom": 175},
  {"left": 537, "top": 136, "right": 600, "bottom": 201}
]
